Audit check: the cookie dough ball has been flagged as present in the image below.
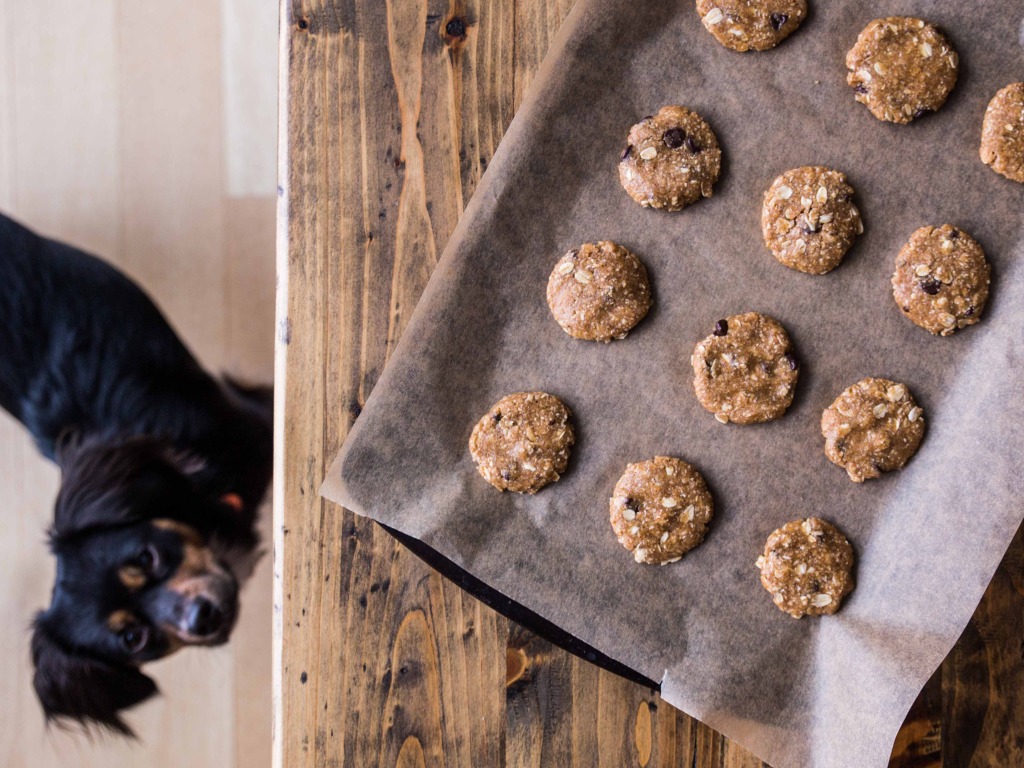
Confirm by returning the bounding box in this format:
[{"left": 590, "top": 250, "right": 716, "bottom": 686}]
[
  {"left": 892, "top": 225, "right": 990, "bottom": 336},
  {"left": 846, "top": 17, "right": 958, "bottom": 124},
  {"left": 757, "top": 518, "right": 855, "bottom": 618},
  {"left": 761, "top": 166, "right": 863, "bottom": 275},
  {"left": 547, "top": 242, "right": 652, "bottom": 342},
  {"left": 695, "top": 0, "right": 806, "bottom": 52},
  {"left": 609, "top": 456, "right": 714, "bottom": 565},
  {"left": 980, "top": 82, "right": 1024, "bottom": 183},
  {"left": 618, "top": 106, "right": 722, "bottom": 211},
  {"left": 691, "top": 312, "right": 799, "bottom": 424},
  {"left": 469, "top": 392, "right": 574, "bottom": 494},
  {"left": 821, "top": 378, "right": 924, "bottom": 483}
]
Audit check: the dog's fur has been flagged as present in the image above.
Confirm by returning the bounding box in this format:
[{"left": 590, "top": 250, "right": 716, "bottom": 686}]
[{"left": 0, "top": 213, "right": 272, "bottom": 736}]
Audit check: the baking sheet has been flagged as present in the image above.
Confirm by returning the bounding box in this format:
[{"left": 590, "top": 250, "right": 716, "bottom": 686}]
[{"left": 322, "top": 2, "right": 1024, "bottom": 766}]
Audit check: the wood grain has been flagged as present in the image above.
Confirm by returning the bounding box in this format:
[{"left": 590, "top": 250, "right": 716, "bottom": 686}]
[
  {"left": 0, "top": 1, "right": 276, "bottom": 765},
  {"left": 276, "top": 0, "right": 1023, "bottom": 765},
  {"left": 942, "top": 527, "right": 1024, "bottom": 768}
]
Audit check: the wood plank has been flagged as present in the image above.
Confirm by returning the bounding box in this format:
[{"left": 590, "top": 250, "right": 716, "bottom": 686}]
[
  {"left": 115, "top": 4, "right": 234, "bottom": 764},
  {"left": 276, "top": 1, "right": 510, "bottom": 766},
  {"left": 225, "top": 197, "right": 279, "bottom": 380},
  {"left": 118, "top": 0, "right": 226, "bottom": 369},
  {"left": 0, "top": 0, "right": 13, "bottom": 209},
  {"left": 221, "top": 0, "right": 280, "bottom": 198},
  {"left": 0, "top": 2, "right": 131, "bottom": 765},
  {"left": 512, "top": 0, "right": 575, "bottom": 112},
  {"left": 0, "top": 0, "right": 276, "bottom": 765},
  {"left": 505, "top": 625, "right": 577, "bottom": 765},
  {"left": 448, "top": 0, "right": 515, "bottom": 203},
  {"left": 942, "top": 526, "right": 1024, "bottom": 768},
  {"left": 224, "top": 196, "right": 277, "bottom": 768},
  {"left": 4, "top": 0, "right": 120, "bottom": 256},
  {"left": 0, "top": 417, "right": 61, "bottom": 766},
  {"left": 656, "top": 697, "right": 699, "bottom": 767},
  {"left": 891, "top": 671, "right": 942, "bottom": 768},
  {"left": 274, "top": 2, "right": 328, "bottom": 765}
]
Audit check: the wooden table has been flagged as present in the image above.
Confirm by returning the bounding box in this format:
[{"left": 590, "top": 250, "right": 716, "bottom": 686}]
[{"left": 275, "top": 1, "right": 1024, "bottom": 765}]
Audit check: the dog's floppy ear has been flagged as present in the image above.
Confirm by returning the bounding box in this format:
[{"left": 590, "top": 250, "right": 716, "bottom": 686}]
[
  {"left": 31, "top": 615, "right": 158, "bottom": 738},
  {"left": 52, "top": 436, "right": 203, "bottom": 539}
]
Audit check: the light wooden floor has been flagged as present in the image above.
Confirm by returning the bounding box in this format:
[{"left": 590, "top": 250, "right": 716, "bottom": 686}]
[{"left": 0, "top": 2, "right": 277, "bottom": 766}]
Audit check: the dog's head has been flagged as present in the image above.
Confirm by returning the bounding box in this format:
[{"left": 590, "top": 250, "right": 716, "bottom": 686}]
[{"left": 31, "top": 436, "right": 242, "bottom": 736}]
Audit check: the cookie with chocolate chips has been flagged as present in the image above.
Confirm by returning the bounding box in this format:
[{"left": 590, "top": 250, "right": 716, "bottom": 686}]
[
  {"left": 609, "top": 456, "right": 714, "bottom": 565},
  {"left": 547, "top": 241, "right": 652, "bottom": 342},
  {"left": 618, "top": 106, "right": 722, "bottom": 211},
  {"left": 761, "top": 166, "right": 863, "bottom": 275},
  {"left": 892, "top": 225, "right": 990, "bottom": 336},
  {"left": 821, "top": 378, "right": 924, "bottom": 483},
  {"left": 757, "top": 518, "right": 855, "bottom": 619},
  {"left": 691, "top": 312, "right": 799, "bottom": 424},
  {"left": 980, "top": 82, "right": 1024, "bottom": 183},
  {"left": 846, "top": 17, "right": 958, "bottom": 124},
  {"left": 696, "top": 0, "right": 806, "bottom": 52},
  {"left": 469, "top": 392, "right": 574, "bottom": 494}
]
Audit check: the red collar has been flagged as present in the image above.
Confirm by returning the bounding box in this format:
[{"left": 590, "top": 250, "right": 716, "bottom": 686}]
[{"left": 220, "top": 492, "right": 244, "bottom": 512}]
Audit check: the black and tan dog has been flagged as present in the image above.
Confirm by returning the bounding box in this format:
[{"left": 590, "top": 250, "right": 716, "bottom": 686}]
[{"left": 0, "top": 213, "right": 272, "bottom": 736}]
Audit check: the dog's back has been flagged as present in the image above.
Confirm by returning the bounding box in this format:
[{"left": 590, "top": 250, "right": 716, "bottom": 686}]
[
  {"left": 0, "top": 214, "right": 217, "bottom": 456},
  {"left": 0, "top": 212, "right": 272, "bottom": 506}
]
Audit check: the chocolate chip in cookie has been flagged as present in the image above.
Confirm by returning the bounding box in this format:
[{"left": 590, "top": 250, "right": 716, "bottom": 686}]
[
  {"left": 846, "top": 17, "right": 958, "bottom": 124},
  {"left": 821, "top": 378, "right": 924, "bottom": 483},
  {"left": 609, "top": 456, "right": 714, "bottom": 565},
  {"left": 892, "top": 225, "right": 990, "bottom": 336},
  {"left": 618, "top": 106, "right": 722, "bottom": 211},
  {"left": 547, "top": 241, "right": 652, "bottom": 342},
  {"left": 696, "top": 0, "right": 807, "bottom": 52},
  {"left": 469, "top": 392, "right": 574, "bottom": 493},
  {"left": 757, "top": 518, "right": 855, "bottom": 618},
  {"left": 691, "top": 312, "right": 798, "bottom": 424},
  {"left": 761, "top": 166, "right": 863, "bottom": 275}
]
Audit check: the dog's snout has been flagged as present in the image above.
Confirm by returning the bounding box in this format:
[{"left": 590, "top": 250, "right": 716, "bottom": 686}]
[{"left": 186, "top": 598, "right": 225, "bottom": 638}]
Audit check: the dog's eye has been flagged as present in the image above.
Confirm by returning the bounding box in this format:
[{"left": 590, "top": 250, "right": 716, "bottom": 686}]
[
  {"left": 136, "top": 545, "right": 159, "bottom": 573},
  {"left": 121, "top": 625, "right": 150, "bottom": 654}
]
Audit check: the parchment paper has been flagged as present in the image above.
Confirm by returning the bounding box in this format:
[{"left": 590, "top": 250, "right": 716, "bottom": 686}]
[{"left": 323, "top": 2, "right": 1024, "bottom": 765}]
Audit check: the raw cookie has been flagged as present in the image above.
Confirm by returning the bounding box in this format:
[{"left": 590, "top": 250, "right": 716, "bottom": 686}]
[
  {"left": 892, "top": 225, "right": 990, "bottom": 336},
  {"left": 846, "top": 17, "right": 958, "bottom": 124},
  {"left": 980, "top": 82, "right": 1024, "bottom": 183},
  {"left": 757, "top": 518, "right": 855, "bottom": 618},
  {"left": 761, "top": 166, "right": 863, "bottom": 275},
  {"left": 547, "top": 241, "right": 652, "bottom": 342},
  {"left": 696, "top": 0, "right": 807, "bottom": 52},
  {"left": 618, "top": 106, "right": 722, "bottom": 211},
  {"left": 469, "top": 392, "right": 574, "bottom": 494},
  {"left": 821, "top": 378, "right": 924, "bottom": 483},
  {"left": 691, "top": 312, "right": 798, "bottom": 424},
  {"left": 609, "top": 456, "right": 714, "bottom": 565}
]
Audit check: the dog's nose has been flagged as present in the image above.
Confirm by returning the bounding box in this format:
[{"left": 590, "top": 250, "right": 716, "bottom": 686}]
[{"left": 186, "top": 598, "right": 225, "bottom": 637}]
